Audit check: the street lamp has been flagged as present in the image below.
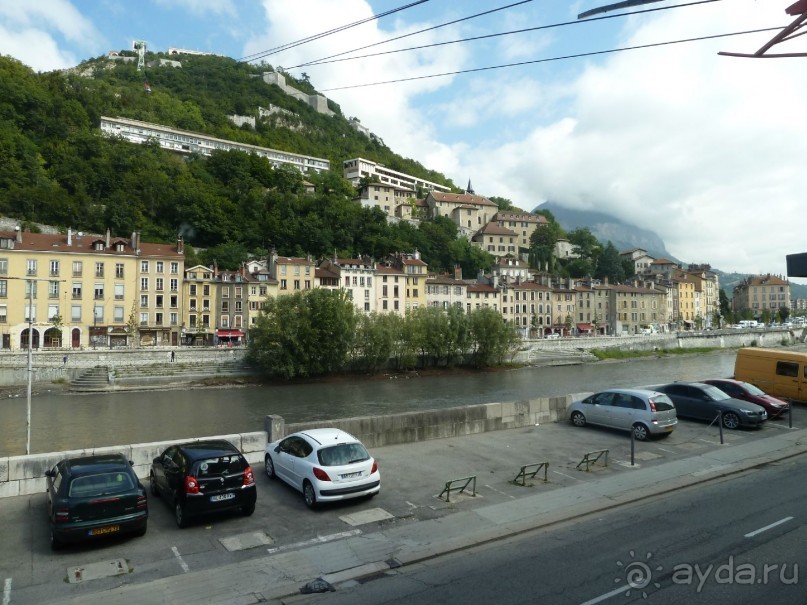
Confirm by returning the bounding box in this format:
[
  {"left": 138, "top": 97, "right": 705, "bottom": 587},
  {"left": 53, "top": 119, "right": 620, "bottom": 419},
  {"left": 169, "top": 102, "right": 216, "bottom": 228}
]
[{"left": 26, "top": 279, "right": 32, "bottom": 455}]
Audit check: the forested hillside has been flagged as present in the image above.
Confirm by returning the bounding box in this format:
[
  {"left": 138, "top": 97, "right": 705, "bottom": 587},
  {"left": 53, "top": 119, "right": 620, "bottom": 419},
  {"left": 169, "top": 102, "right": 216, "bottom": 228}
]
[{"left": 0, "top": 52, "right": 491, "bottom": 272}]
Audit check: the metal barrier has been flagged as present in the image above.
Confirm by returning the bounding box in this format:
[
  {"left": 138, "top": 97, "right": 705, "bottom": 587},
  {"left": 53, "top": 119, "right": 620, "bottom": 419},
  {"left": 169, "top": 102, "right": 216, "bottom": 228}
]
[
  {"left": 513, "top": 462, "right": 549, "bottom": 486},
  {"left": 438, "top": 475, "right": 477, "bottom": 502},
  {"left": 576, "top": 449, "right": 609, "bottom": 472}
]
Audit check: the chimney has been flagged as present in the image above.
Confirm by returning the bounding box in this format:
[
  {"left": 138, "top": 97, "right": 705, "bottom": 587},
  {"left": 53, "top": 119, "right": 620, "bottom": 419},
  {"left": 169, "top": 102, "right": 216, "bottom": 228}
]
[
  {"left": 15, "top": 226, "right": 21, "bottom": 243},
  {"left": 105, "top": 228, "right": 110, "bottom": 249},
  {"left": 177, "top": 236, "right": 184, "bottom": 254},
  {"left": 67, "top": 227, "right": 72, "bottom": 246},
  {"left": 454, "top": 264, "right": 462, "bottom": 281}
]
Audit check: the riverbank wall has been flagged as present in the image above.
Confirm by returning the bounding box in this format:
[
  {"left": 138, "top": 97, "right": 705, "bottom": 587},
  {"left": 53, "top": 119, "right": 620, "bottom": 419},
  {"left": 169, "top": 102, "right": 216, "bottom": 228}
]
[
  {"left": 0, "top": 393, "right": 580, "bottom": 498},
  {"left": 0, "top": 327, "right": 798, "bottom": 388}
]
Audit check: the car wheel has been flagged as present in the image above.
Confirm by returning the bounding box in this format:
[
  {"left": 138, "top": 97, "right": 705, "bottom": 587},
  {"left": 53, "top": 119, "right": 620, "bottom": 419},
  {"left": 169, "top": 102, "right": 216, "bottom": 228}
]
[
  {"left": 632, "top": 423, "right": 649, "bottom": 441},
  {"left": 571, "top": 411, "right": 586, "bottom": 427},
  {"left": 722, "top": 412, "right": 741, "bottom": 430},
  {"left": 303, "top": 481, "right": 317, "bottom": 509},
  {"left": 242, "top": 503, "right": 255, "bottom": 516},
  {"left": 50, "top": 528, "right": 63, "bottom": 551},
  {"left": 265, "top": 454, "right": 275, "bottom": 479},
  {"left": 149, "top": 472, "right": 159, "bottom": 497},
  {"left": 175, "top": 501, "right": 188, "bottom": 528}
]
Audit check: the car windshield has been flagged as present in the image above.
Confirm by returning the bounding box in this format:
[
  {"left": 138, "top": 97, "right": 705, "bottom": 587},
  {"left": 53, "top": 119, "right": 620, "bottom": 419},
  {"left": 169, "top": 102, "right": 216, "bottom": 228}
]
[
  {"left": 650, "top": 394, "right": 675, "bottom": 411},
  {"left": 317, "top": 443, "right": 370, "bottom": 467},
  {"left": 742, "top": 382, "right": 766, "bottom": 396},
  {"left": 702, "top": 385, "right": 730, "bottom": 401},
  {"left": 194, "top": 455, "right": 245, "bottom": 477},
  {"left": 69, "top": 472, "right": 135, "bottom": 497}
]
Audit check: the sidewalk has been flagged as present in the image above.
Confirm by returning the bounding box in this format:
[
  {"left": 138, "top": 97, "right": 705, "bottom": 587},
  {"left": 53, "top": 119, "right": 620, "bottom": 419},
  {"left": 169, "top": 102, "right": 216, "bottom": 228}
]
[{"left": 50, "top": 424, "right": 807, "bottom": 605}]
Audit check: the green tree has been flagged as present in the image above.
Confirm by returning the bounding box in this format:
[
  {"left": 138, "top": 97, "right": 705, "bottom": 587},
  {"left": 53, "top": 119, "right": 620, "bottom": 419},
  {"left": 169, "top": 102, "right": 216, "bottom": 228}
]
[
  {"left": 468, "top": 307, "right": 520, "bottom": 367},
  {"left": 595, "top": 242, "right": 625, "bottom": 283}
]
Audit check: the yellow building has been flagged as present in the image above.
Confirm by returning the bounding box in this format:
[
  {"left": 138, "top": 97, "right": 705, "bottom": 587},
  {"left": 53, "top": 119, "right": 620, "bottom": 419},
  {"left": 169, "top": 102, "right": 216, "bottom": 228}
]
[
  {"left": 182, "top": 264, "right": 216, "bottom": 346},
  {"left": 269, "top": 251, "right": 316, "bottom": 296},
  {"left": 0, "top": 228, "right": 184, "bottom": 350}
]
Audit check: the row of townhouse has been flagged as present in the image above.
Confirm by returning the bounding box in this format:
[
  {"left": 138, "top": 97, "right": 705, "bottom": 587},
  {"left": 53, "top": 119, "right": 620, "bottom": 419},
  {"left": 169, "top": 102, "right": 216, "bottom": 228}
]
[{"left": 0, "top": 225, "right": 737, "bottom": 352}]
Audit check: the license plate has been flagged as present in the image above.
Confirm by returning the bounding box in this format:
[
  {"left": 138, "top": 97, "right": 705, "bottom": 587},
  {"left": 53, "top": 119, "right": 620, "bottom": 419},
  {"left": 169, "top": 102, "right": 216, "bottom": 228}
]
[
  {"left": 341, "top": 471, "right": 362, "bottom": 479},
  {"left": 90, "top": 525, "right": 119, "bottom": 536},
  {"left": 665, "top": 426, "right": 674, "bottom": 432},
  {"left": 210, "top": 493, "right": 235, "bottom": 502}
]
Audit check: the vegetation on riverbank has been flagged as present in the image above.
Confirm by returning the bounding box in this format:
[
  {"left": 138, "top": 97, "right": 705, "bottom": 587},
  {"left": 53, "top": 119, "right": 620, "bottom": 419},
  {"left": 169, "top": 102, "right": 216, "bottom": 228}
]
[{"left": 590, "top": 347, "right": 721, "bottom": 360}]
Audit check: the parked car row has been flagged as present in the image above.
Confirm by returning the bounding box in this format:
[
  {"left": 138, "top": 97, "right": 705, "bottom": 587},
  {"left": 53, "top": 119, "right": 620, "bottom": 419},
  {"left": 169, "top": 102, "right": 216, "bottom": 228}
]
[
  {"left": 569, "top": 379, "right": 789, "bottom": 440},
  {"left": 46, "top": 429, "right": 380, "bottom": 551}
]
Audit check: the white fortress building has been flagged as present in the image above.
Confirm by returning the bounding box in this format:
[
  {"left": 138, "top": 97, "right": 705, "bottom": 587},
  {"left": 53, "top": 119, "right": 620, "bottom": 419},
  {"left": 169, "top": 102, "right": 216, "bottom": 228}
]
[
  {"left": 99, "top": 116, "right": 330, "bottom": 173},
  {"left": 343, "top": 158, "right": 451, "bottom": 194}
]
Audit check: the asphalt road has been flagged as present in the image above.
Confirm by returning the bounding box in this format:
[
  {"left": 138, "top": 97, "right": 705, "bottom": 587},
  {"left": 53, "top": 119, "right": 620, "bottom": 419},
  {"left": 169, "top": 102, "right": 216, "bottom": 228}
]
[
  {"left": 2, "top": 410, "right": 804, "bottom": 604},
  {"left": 290, "top": 455, "right": 807, "bottom": 605}
]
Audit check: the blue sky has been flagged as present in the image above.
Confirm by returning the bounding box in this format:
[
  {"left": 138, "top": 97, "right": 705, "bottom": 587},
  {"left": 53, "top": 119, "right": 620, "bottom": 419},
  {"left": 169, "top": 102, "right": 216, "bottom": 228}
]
[{"left": 2, "top": 0, "right": 807, "bottom": 283}]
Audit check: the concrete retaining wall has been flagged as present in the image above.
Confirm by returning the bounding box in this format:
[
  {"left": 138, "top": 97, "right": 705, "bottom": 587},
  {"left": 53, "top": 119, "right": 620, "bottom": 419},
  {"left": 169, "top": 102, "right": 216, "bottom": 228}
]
[{"left": 0, "top": 393, "right": 585, "bottom": 499}]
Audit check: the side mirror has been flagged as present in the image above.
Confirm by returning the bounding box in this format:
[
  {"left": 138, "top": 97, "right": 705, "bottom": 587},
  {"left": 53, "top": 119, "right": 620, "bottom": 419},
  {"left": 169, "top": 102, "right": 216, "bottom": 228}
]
[
  {"left": 44, "top": 469, "right": 55, "bottom": 478},
  {"left": 274, "top": 445, "right": 282, "bottom": 453},
  {"left": 129, "top": 460, "right": 134, "bottom": 467},
  {"left": 153, "top": 457, "right": 161, "bottom": 465}
]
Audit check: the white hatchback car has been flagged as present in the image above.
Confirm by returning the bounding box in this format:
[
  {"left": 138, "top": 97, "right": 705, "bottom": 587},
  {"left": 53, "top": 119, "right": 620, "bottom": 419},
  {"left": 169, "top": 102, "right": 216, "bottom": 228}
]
[{"left": 264, "top": 429, "right": 380, "bottom": 508}]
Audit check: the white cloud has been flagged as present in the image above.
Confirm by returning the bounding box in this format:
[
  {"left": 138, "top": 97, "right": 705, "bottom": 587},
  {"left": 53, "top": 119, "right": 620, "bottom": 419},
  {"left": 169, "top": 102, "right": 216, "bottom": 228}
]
[
  {"left": 0, "top": 25, "right": 81, "bottom": 71},
  {"left": 151, "top": 0, "right": 237, "bottom": 18}
]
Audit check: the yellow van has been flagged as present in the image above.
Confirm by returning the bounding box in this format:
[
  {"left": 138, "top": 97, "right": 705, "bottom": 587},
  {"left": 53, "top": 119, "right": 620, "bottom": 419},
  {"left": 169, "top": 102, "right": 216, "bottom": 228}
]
[{"left": 734, "top": 348, "right": 807, "bottom": 401}]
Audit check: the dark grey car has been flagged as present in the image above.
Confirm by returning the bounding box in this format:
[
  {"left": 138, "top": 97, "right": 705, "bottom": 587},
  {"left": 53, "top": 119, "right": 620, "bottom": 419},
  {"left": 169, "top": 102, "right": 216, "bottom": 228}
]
[{"left": 653, "top": 382, "right": 768, "bottom": 429}]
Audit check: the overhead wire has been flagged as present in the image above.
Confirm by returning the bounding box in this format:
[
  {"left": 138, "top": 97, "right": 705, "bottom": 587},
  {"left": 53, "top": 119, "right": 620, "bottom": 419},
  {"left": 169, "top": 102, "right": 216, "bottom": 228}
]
[
  {"left": 319, "top": 26, "right": 784, "bottom": 91},
  {"left": 239, "top": 0, "right": 430, "bottom": 63},
  {"left": 289, "top": 0, "right": 724, "bottom": 69},
  {"left": 286, "top": 0, "right": 537, "bottom": 71}
]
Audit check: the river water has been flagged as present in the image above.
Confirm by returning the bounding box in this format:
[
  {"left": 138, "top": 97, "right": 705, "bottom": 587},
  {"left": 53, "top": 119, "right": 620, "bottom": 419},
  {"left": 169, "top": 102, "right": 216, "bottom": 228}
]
[{"left": 0, "top": 351, "right": 743, "bottom": 456}]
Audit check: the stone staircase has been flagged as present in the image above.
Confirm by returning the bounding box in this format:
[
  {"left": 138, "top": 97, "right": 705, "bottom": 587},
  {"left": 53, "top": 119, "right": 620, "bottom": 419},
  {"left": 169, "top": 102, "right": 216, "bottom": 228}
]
[
  {"left": 70, "top": 361, "right": 255, "bottom": 392},
  {"left": 70, "top": 366, "right": 112, "bottom": 392},
  {"left": 527, "top": 348, "right": 598, "bottom": 366}
]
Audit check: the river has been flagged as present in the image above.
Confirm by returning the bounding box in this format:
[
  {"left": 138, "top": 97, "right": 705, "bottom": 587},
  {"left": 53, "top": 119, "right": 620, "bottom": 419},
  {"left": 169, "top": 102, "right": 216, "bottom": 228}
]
[{"left": 0, "top": 351, "right": 745, "bottom": 456}]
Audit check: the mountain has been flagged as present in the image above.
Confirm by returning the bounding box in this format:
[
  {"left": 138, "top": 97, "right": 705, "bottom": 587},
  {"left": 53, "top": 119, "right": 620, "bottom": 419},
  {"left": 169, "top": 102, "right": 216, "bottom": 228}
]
[{"left": 533, "top": 202, "right": 675, "bottom": 260}]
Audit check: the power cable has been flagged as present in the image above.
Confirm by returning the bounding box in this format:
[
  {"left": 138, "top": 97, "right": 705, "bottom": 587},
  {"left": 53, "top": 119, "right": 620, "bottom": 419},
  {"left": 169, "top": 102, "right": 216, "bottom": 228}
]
[
  {"left": 239, "top": 0, "right": 430, "bottom": 63},
  {"left": 291, "top": 0, "right": 723, "bottom": 69},
  {"left": 286, "top": 0, "right": 537, "bottom": 71},
  {"left": 319, "top": 26, "right": 783, "bottom": 91}
]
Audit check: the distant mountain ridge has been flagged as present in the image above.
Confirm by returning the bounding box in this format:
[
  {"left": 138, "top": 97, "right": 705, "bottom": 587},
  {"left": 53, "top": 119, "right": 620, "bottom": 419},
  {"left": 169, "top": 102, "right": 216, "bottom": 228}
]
[{"left": 533, "top": 202, "right": 676, "bottom": 261}]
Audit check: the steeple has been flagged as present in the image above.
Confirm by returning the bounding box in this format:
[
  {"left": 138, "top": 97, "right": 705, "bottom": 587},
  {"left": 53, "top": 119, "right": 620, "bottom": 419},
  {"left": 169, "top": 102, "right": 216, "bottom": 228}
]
[{"left": 466, "top": 179, "right": 474, "bottom": 195}]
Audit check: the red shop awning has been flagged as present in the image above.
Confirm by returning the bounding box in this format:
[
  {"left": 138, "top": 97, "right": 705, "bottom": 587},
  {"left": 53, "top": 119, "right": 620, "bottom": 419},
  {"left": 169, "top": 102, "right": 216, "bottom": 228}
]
[{"left": 216, "top": 329, "right": 244, "bottom": 337}]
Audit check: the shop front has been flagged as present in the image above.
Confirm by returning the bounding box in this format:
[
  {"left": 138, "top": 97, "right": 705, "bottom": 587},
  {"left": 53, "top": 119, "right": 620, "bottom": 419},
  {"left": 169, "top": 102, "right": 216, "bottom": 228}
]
[{"left": 215, "top": 329, "right": 245, "bottom": 347}]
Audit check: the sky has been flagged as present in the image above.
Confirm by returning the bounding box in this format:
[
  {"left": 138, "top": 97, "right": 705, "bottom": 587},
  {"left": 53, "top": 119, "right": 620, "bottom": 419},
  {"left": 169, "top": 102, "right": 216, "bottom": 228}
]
[{"left": 1, "top": 0, "right": 806, "bottom": 283}]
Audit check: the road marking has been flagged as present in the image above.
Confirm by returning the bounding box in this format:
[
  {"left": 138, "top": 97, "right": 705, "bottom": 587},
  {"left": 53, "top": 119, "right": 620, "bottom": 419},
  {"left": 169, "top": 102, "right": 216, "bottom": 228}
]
[
  {"left": 580, "top": 584, "right": 626, "bottom": 605},
  {"left": 655, "top": 447, "right": 675, "bottom": 453},
  {"left": 553, "top": 470, "right": 582, "bottom": 481},
  {"left": 3, "top": 578, "right": 11, "bottom": 605},
  {"left": 267, "top": 529, "right": 362, "bottom": 554},
  {"left": 485, "top": 484, "right": 516, "bottom": 499},
  {"left": 171, "top": 546, "right": 190, "bottom": 573},
  {"left": 745, "top": 516, "right": 794, "bottom": 538}
]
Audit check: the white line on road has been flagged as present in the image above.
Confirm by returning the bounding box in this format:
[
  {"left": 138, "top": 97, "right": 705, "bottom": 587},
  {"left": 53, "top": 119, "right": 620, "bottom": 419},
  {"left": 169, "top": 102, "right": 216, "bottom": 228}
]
[
  {"left": 580, "top": 584, "right": 626, "bottom": 605},
  {"left": 553, "top": 470, "right": 582, "bottom": 481},
  {"left": 267, "top": 529, "right": 363, "bottom": 554},
  {"left": 3, "top": 578, "right": 11, "bottom": 605},
  {"left": 745, "top": 516, "right": 794, "bottom": 538},
  {"left": 655, "top": 447, "right": 675, "bottom": 453},
  {"left": 485, "top": 484, "right": 516, "bottom": 499},
  {"left": 171, "top": 546, "right": 190, "bottom": 573}
]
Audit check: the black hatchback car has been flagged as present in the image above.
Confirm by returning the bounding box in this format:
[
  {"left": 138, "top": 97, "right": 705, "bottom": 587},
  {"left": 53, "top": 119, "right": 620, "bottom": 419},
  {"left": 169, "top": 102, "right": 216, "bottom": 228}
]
[
  {"left": 150, "top": 439, "right": 256, "bottom": 528},
  {"left": 45, "top": 453, "right": 148, "bottom": 551},
  {"left": 653, "top": 382, "right": 768, "bottom": 429}
]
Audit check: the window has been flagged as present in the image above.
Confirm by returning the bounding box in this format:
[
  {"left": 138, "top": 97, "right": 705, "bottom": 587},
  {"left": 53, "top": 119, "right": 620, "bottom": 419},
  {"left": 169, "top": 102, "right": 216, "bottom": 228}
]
[
  {"left": 221, "top": 301, "right": 229, "bottom": 312},
  {"left": 49, "top": 260, "right": 60, "bottom": 276},
  {"left": 95, "top": 262, "right": 104, "bottom": 278},
  {"left": 140, "top": 312, "right": 148, "bottom": 325},
  {"left": 280, "top": 279, "right": 287, "bottom": 290},
  {"left": 26, "top": 281, "right": 38, "bottom": 299},
  {"left": 221, "top": 316, "right": 230, "bottom": 328},
  {"left": 94, "top": 283, "right": 104, "bottom": 300},
  {"left": 155, "top": 312, "right": 163, "bottom": 325},
  {"left": 776, "top": 361, "right": 799, "bottom": 378},
  {"left": 71, "top": 305, "right": 81, "bottom": 321},
  {"left": 140, "top": 294, "right": 148, "bottom": 307},
  {"left": 0, "top": 258, "right": 6, "bottom": 275},
  {"left": 222, "top": 287, "right": 229, "bottom": 298},
  {"left": 140, "top": 277, "right": 149, "bottom": 290},
  {"left": 170, "top": 262, "right": 179, "bottom": 274},
  {"left": 170, "top": 278, "right": 178, "bottom": 292},
  {"left": 234, "top": 315, "right": 242, "bottom": 328},
  {"left": 170, "top": 312, "right": 178, "bottom": 325},
  {"left": 170, "top": 295, "right": 178, "bottom": 309},
  {"left": 235, "top": 301, "right": 242, "bottom": 312},
  {"left": 27, "top": 259, "right": 37, "bottom": 276},
  {"left": 294, "top": 279, "right": 300, "bottom": 290},
  {"left": 115, "top": 263, "right": 124, "bottom": 278},
  {"left": 141, "top": 260, "right": 149, "bottom": 272},
  {"left": 190, "top": 284, "right": 197, "bottom": 296},
  {"left": 0, "top": 304, "right": 5, "bottom": 322},
  {"left": 156, "top": 295, "right": 163, "bottom": 308},
  {"left": 156, "top": 277, "right": 164, "bottom": 291},
  {"left": 49, "top": 281, "right": 59, "bottom": 298},
  {"left": 114, "top": 306, "right": 124, "bottom": 322},
  {"left": 115, "top": 283, "right": 124, "bottom": 300},
  {"left": 72, "top": 282, "right": 82, "bottom": 299},
  {"left": 24, "top": 305, "right": 37, "bottom": 322},
  {"left": 203, "top": 285, "right": 210, "bottom": 296},
  {"left": 156, "top": 261, "right": 164, "bottom": 273},
  {"left": 93, "top": 305, "right": 103, "bottom": 322}
]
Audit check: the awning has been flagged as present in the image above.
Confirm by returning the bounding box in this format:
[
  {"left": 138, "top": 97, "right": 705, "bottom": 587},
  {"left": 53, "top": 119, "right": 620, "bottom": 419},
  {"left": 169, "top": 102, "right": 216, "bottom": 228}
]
[
  {"left": 216, "top": 329, "right": 244, "bottom": 337},
  {"left": 577, "top": 323, "right": 593, "bottom": 330}
]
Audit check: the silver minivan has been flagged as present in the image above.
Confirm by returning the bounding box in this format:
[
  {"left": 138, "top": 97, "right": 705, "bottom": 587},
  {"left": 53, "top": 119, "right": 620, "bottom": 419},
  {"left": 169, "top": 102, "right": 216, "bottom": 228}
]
[{"left": 568, "top": 388, "right": 678, "bottom": 440}]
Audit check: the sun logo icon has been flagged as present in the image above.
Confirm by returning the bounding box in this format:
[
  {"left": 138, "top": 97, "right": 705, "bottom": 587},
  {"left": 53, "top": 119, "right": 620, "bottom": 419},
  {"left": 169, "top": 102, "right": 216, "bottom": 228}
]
[{"left": 615, "top": 550, "right": 663, "bottom": 598}]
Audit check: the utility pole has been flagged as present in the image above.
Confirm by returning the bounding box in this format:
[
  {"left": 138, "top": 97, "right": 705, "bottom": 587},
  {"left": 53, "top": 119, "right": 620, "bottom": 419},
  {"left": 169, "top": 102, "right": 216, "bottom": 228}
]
[{"left": 26, "top": 279, "right": 32, "bottom": 455}]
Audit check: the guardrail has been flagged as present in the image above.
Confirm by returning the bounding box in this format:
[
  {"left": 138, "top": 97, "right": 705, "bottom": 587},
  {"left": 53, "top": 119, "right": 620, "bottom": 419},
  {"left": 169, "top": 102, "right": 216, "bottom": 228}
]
[
  {"left": 576, "top": 449, "right": 609, "bottom": 472},
  {"left": 438, "top": 475, "right": 477, "bottom": 502},
  {"left": 513, "top": 462, "right": 549, "bottom": 486}
]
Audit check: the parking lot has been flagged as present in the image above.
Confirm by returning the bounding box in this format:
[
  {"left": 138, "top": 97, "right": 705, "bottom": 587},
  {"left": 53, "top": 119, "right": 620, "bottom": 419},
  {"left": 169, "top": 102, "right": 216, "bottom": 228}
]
[{"left": 1, "top": 408, "right": 803, "bottom": 604}]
